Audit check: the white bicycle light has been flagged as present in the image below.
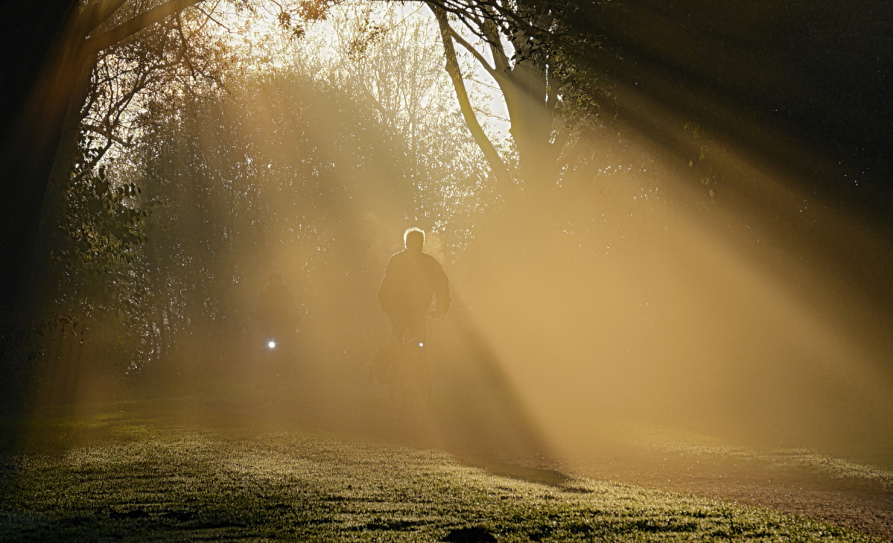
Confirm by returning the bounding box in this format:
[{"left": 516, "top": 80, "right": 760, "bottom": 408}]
[{"left": 268, "top": 340, "right": 276, "bottom": 349}]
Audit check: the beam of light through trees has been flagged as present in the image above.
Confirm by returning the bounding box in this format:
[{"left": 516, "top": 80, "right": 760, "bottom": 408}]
[{"left": 1, "top": 0, "right": 891, "bottom": 474}]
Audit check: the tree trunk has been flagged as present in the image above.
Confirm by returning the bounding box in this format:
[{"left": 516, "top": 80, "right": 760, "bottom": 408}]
[
  {"left": 427, "top": 2, "right": 512, "bottom": 189},
  {"left": 31, "top": 51, "right": 102, "bottom": 319},
  {"left": 1, "top": 0, "right": 207, "bottom": 315},
  {"left": 0, "top": 0, "right": 82, "bottom": 312},
  {"left": 498, "top": 63, "right": 560, "bottom": 190},
  {"left": 429, "top": 2, "right": 561, "bottom": 197},
  {"left": 486, "top": 6, "right": 561, "bottom": 192}
]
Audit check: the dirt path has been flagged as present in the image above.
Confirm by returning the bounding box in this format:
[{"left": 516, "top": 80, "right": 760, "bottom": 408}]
[
  {"left": 352, "top": 381, "right": 893, "bottom": 542},
  {"left": 561, "top": 446, "right": 893, "bottom": 542},
  {"left": 163, "top": 378, "right": 893, "bottom": 541}
]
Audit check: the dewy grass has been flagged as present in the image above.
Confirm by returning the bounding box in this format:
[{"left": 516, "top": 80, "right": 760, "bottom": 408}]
[
  {"left": 619, "top": 423, "right": 893, "bottom": 490},
  {"left": 0, "top": 411, "right": 882, "bottom": 542}
]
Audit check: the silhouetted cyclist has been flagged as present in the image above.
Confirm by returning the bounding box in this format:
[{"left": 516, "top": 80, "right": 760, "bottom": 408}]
[
  {"left": 379, "top": 228, "right": 450, "bottom": 347},
  {"left": 378, "top": 228, "right": 449, "bottom": 419},
  {"left": 253, "top": 272, "right": 301, "bottom": 400}
]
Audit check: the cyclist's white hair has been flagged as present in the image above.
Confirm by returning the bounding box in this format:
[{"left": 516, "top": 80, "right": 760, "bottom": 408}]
[{"left": 404, "top": 227, "right": 425, "bottom": 247}]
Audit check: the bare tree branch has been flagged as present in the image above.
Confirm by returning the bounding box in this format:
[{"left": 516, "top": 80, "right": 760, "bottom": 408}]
[
  {"left": 445, "top": 26, "right": 497, "bottom": 79},
  {"left": 84, "top": 0, "right": 207, "bottom": 54},
  {"left": 429, "top": 0, "right": 555, "bottom": 44},
  {"left": 175, "top": 14, "right": 198, "bottom": 80},
  {"left": 83, "top": 0, "right": 130, "bottom": 35},
  {"left": 427, "top": 1, "right": 511, "bottom": 188}
]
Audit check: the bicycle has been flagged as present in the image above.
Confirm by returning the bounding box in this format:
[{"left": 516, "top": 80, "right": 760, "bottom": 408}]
[{"left": 388, "top": 328, "right": 433, "bottom": 422}]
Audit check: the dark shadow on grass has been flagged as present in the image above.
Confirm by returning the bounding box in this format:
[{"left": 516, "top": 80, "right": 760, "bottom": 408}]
[
  {"left": 453, "top": 457, "right": 571, "bottom": 488},
  {"left": 443, "top": 526, "right": 498, "bottom": 543},
  {"left": 419, "top": 308, "right": 575, "bottom": 489},
  {"left": 432, "top": 323, "right": 554, "bottom": 456}
]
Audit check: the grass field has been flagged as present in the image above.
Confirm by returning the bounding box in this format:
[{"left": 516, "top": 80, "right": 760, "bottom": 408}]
[{"left": 0, "top": 399, "right": 883, "bottom": 542}]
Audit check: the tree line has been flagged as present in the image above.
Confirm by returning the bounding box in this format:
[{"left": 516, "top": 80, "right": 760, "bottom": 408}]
[{"left": 1, "top": 0, "right": 891, "bottom": 411}]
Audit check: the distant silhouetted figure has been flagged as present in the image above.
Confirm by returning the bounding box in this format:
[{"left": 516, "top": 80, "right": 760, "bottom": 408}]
[
  {"left": 379, "top": 228, "right": 450, "bottom": 346},
  {"left": 253, "top": 272, "right": 301, "bottom": 400}
]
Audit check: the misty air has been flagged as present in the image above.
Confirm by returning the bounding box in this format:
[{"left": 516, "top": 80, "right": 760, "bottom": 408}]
[{"left": 0, "top": 0, "right": 891, "bottom": 541}]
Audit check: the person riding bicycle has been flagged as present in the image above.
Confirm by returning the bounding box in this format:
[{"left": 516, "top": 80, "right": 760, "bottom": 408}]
[
  {"left": 378, "top": 228, "right": 449, "bottom": 418},
  {"left": 253, "top": 272, "right": 301, "bottom": 399},
  {"left": 379, "top": 227, "right": 450, "bottom": 346}
]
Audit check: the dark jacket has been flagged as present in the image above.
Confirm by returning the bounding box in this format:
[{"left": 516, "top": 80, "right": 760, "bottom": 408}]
[{"left": 379, "top": 250, "right": 450, "bottom": 318}]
